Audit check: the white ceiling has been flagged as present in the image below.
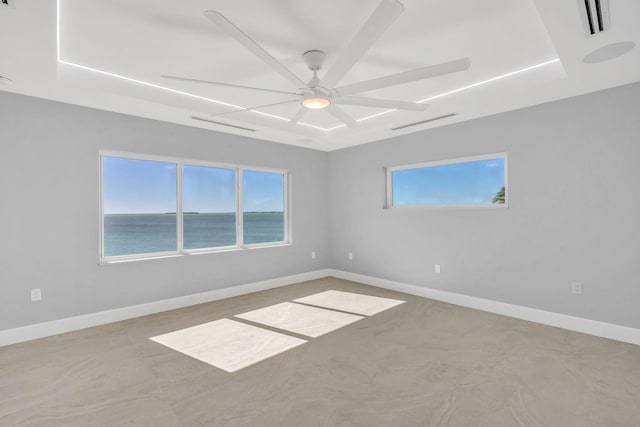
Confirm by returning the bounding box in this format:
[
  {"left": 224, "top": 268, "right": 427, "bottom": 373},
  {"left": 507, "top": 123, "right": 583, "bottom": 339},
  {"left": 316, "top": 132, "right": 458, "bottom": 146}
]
[{"left": 1, "top": 0, "right": 638, "bottom": 151}]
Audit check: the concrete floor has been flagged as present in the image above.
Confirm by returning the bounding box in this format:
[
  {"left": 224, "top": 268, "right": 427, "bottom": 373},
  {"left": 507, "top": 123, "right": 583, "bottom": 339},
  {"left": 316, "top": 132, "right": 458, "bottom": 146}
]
[{"left": 1, "top": 277, "right": 639, "bottom": 426}]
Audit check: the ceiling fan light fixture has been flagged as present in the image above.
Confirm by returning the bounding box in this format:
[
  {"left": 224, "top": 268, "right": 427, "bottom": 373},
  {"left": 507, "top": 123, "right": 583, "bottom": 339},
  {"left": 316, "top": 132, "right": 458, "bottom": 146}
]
[{"left": 302, "top": 97, "right": 331, "bottom": 110}]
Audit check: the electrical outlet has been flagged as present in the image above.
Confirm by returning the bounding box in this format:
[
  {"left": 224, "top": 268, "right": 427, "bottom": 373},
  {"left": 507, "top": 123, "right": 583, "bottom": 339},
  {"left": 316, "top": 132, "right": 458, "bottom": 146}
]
[
  {"left": 435, "top": 264, "right": 441, "bottom": 273},
  {"left": 31, "top": 289, "right": 42, "bottom": 302},
  {"left": 571, "top": 281, "right": 583, "bottom": 295},
  {"left": 311, "top": 251, "right": 316, "bottom": 259},
  {"left": 348, "top": 252, "right": 353, "bottom": 260}
]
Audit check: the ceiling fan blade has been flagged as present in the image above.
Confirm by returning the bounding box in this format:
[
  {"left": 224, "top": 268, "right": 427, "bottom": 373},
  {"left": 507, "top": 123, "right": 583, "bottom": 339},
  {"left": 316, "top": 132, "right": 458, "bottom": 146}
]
[
  {"left": 334, "top": 96, "right": 428, "bottom": 111},
  {"left": 161, "top": 75, "right": 301, "bottom": 96},
  {"left": 204, "top": 11, "right": 308, "bottom": 89},
  {"left": 288, "top": 107, "right": 308, "bottom": 125},
  {"left": 209, "top": 99, "right": 299, "bottom": 117},
  {"left": 320, "top": 0, "right": 404, "bottom": 88},
  {"left": 326, "top": 105, "right": 359, "bottom": 128},
  {"left": 335, "top": 58, "right": 471, "bottom": 97}
]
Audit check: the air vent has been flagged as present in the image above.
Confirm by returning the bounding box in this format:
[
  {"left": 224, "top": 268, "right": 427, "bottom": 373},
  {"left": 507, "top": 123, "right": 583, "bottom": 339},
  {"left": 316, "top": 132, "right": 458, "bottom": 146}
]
[
  {"left": 391, "top": 113, "right": 456, "bottom": 131},
  {"left": 581, "top": 0, "right": 610, "bottom": 35},
  {"left": 191, "top": 116, "right": 256, "bottom": 132}
]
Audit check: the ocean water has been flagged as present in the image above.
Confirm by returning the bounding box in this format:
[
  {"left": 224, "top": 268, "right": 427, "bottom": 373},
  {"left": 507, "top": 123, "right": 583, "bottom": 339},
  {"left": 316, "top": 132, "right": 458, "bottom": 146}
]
[{"left": 104, "top": 212, "right": 284, "bottom": 257}]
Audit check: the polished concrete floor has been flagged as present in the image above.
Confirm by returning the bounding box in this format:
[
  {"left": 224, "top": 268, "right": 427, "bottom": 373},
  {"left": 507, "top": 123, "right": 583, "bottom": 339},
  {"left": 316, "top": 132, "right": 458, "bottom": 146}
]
[{"left": 1, "top": 277, "right": 639, "bottom": 426}]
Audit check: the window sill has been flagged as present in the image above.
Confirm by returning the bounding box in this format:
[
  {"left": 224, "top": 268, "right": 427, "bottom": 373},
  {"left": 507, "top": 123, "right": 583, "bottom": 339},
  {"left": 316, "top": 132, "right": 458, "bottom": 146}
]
[
  {"left": 385, "top": 203, "right": 509, "bottom": 210},
  {"left": 99, "top": 243, "right": 291, "bottom": 265}
]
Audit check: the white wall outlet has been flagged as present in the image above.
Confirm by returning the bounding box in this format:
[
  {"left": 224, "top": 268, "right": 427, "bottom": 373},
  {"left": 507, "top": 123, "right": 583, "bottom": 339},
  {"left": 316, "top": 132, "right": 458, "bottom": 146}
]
[
  {"left": 31, "top": 288, "right": 42, "bottom": 302},
  {"left": 435, "top": 264, "right": 441, "bottom": 273},
  {"left": 348, "top": 252, "right": 353, "bottom": 260},
  {"left": 571, "top": 281, "right": 583, "bottom": 295},
  {"left": 311, "top": 251, "right": 316, "bottom": 259}
]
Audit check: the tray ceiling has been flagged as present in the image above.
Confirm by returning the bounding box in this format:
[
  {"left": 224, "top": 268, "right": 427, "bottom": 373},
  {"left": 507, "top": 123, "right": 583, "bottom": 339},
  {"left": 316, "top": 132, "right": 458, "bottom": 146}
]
[{"left": 1, "top": 0, "right": 638, "bottom": 150}]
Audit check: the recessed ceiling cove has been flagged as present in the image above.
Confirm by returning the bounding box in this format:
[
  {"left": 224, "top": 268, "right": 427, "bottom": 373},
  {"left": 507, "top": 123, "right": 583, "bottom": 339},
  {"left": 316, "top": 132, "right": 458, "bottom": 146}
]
[
  {"left": 1, "top": 0, "right": 637, "bottom": 149},
  {"left": 56, "top": 0, "right": 564, "bottom": 148}
]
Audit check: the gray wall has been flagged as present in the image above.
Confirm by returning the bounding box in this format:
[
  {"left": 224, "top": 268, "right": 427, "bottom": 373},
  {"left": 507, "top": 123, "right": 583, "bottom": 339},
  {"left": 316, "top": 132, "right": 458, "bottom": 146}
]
[
  {"left": 328, "top": 82, "right": 640, "bottom": 329},
  {"left": 2, "top": 82, "right": 639, "bottom": 333},
  {"left": 0, "top": 92, "right": 329, "bottom": 330}
]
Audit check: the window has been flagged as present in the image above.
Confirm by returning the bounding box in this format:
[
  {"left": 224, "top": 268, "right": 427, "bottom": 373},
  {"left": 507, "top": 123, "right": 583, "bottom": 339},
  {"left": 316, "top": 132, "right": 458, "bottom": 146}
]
[
  {"left": 243, "top": 170, "right": 285, "bottom": 244},
  {"left": 100, "top": 152, "right": 289, "bottom": 262},
  {"left": 387, "top": 153, "right": 507, "bottom": 208},
  {"left": 183, "top": 165, "right": 236, "bottom": 250},
  {"left": 102, "top": 157, "right": 177, "bottom": 256}
]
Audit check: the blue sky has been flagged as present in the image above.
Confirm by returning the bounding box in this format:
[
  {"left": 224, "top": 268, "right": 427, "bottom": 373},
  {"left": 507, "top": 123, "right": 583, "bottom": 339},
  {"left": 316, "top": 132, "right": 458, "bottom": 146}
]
[
  {"left": 392, "top": 158, "right": 505, "bottom": 206},
  {"left": 184, "top": 165, "right": 236, "bottom": 213},
  {"left": 103, "top": 157, "right": 284, "bottom": 214},
  {"left": 243, "top": 170, "right": 284, "bottom": 212},
  {"left": 103, "top": 157, "right": 177, "bottom": 214}
]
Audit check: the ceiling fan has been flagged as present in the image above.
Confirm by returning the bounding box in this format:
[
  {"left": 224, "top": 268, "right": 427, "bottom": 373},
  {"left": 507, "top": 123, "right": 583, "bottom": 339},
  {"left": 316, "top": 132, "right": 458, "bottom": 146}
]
[{"left": 162, "top": 0, "right": 471, "bottom": 128}]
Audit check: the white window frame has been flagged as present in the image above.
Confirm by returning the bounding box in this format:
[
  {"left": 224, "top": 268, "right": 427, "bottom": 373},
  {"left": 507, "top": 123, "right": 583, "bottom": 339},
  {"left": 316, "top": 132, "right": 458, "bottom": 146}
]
[
  {"left": 385, "top": 152, "right": 508, "bottom": 209},
  {"left": 99, "top": 150, "right": 291, "bottom": 264}
]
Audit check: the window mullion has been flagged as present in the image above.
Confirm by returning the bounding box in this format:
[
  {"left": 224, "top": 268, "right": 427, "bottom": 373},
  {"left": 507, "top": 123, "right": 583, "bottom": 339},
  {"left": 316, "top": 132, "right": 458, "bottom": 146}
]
[
  {"left": 99, "top": 153, "right": 105, "bottom": 261},
  {"left": 176, "top": 162, "right": 184, "bottom": 252},
  {"left": 237, "top": 168, "right": 244, "bottom": 247},
  {"left": 284, "top": 172, "right": 290, "bottom": 243}
]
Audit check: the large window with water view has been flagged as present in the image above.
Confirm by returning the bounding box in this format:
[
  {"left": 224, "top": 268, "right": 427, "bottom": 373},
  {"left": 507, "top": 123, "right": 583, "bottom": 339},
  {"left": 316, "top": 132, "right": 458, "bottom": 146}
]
[
  {"left": 103, "top": 157, "right": 178, "bottom": 256},
  {"left": 387, "top": 153, "right": 507, "bottom": 208},
  {"left": 183, "top": 165, "right": 237, "bottom": 250},
  {"left": 243, "top": 170, "right": 285, "bottom": 244},
  {"left": 101, "top": 153, "right": 289, "bottom": 261}
]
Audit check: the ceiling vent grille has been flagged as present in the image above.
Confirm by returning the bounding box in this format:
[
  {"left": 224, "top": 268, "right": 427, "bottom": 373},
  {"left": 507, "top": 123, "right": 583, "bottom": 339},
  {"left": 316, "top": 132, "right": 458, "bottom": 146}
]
[
  {"left": 581, "top": 0, "right": 610, "bottom": 35},
  {"left": 191, "top": 116, "right": 256, "bottom": 132},
  {"left": 391, "top": 113, "right": 456, "bottom": 131}
]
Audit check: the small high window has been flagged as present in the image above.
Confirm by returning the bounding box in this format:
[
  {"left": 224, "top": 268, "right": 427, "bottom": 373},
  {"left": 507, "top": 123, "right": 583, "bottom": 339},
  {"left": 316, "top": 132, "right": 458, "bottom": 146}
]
[{"left": 387, "top": 153, "right": 507, "bottom": 208}]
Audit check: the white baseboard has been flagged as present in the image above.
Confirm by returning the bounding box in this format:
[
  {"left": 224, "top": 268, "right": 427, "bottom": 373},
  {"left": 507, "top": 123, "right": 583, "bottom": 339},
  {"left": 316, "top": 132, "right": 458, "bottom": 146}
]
[
  {"left": 0, "top": 269, "right": 332, "bottom": 347},
  {"left": 5, "top": 268, "right": 638, "bottom": 348},
  {"left": 327, "top": 269, "right": 640, "bottom": 346}
]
